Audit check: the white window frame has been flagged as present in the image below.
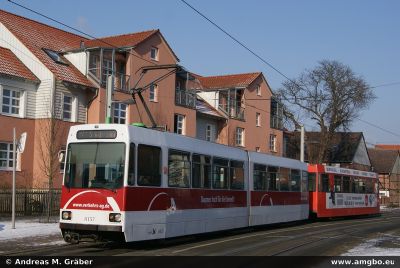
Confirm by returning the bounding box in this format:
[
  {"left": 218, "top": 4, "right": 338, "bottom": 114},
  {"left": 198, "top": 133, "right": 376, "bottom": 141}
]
[
  {"left": 62, "top": 93, "right": 72, "bottom": 121},
  {"left": 236, "top": 127, "right": 244, "bottom": 147},
  {"left": 149, "top": 83, "right": 158, "bottom": 102},
  {"left": 256, "top": 84, "right": 261, "bottom": 96},
  {"left": 256, "top": 112, "right": 261, "bottom": 127},
  {"left": 150, "top": 47, "right": 159, "bottom": 61},
  {"left": 0, "top": 142, "right": 14, "bottom": 170},
  {"left": 175, "top": 114, "right": 185, "bottom": 135},
  {"left": 113, "top": 103, "right": 127, "bottom": 124},
  {"left": 61, "top": 93, "right": 77, "bottom": 122},
  {"left": 269, "top": 134, "right": 277, "bottom": 152},
  {"left": 205, "top": 124, "right": 214, "bottom": 142},
  {"left": 255, "top": 147, "right": 260, "bottom": 152},
  {"left": 0, "top": 86, "right": 25, "bottom": 118}
]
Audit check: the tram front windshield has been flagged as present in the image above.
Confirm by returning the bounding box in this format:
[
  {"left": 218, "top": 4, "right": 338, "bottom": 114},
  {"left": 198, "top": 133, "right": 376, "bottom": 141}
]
[{"left": 65, "top": 143, "right": 125, "bottom": 189}]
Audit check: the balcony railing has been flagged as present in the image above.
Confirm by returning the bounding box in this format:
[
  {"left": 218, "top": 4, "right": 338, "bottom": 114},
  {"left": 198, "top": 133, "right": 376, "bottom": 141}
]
[
  {"left": 88, "top": 67, "right": 130, "bottom": 92},
  {"left": 271, "top": 115, "right": 283, "bottom": 129},
  {"left": 218, "top": 104, "right": 245, "bottom": 120},
  {"left": 175, "top": 89, "right": 196, "bottom": 109}
]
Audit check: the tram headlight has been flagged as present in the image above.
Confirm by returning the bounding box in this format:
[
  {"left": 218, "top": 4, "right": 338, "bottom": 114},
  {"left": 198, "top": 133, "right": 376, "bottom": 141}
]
[
  {"left": 62, "top": 211, "right": 72, "bottom": 220},
  {"left": 109, "top": 213, "right": 121, "bottom": 222}
]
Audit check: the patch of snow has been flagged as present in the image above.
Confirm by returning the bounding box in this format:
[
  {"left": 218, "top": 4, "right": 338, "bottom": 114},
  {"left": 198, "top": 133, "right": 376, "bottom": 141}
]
[
  {"left": 0, "top": 219, "right": 61, "bottom": 241},
  {"left": 343, "top": 235, "right": 400, "bottom": 256}
]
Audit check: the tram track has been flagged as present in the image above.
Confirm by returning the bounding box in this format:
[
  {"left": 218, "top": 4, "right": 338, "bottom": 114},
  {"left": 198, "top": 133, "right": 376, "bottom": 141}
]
[{"left": 6, "top": 213, "right": 400, "bottom": 256}]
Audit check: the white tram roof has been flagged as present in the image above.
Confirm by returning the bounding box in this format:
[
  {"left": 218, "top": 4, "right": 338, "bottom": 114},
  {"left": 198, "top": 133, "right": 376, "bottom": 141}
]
[{"left": 68, "top": 124, "right": 307, "bottom": 170}]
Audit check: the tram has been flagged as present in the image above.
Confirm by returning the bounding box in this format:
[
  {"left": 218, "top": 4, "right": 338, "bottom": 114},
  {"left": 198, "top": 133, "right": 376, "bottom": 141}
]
[
  {"left": 308, "top": 164, "right": 379, "bottom": 218},
  {"left": 59, "top": 124, "right": 309, "bottom": 243}
]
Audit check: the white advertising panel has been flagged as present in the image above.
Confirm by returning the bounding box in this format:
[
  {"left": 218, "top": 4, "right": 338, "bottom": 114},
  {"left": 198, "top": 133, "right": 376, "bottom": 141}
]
[{"left": 326, "top": 193, "right": 377, "bottom": 209}]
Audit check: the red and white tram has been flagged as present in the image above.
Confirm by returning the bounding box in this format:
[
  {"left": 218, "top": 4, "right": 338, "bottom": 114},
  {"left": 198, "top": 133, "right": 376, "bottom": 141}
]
[
  {"left": 308, "top": 164, "right": 380, "bottom": 218},
  {"left": 59, "top": 124, "right": 309, "bottom": 243}
]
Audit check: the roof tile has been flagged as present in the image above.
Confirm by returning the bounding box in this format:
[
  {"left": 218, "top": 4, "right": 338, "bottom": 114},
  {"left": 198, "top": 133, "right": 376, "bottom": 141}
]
[
  {"left": 83, "top": 30, "right": 158, "bottom": 48},
  {"left": 0, "top": 46, "right": 39, "bottom": 82},
  {"left": 198, "top": 72, "right": 261, "bottom": 90},
  {"left": 0, "top": 9, "right": 94, "bottom": 88}
]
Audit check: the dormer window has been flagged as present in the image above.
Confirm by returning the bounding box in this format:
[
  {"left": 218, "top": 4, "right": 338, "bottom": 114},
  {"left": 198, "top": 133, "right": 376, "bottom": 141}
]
[
  {"left": 150, "top": 47, "right": 159, "bottom": 61},
  {"left": 43, "top": 48, "right": 68, "bottom": 65}
]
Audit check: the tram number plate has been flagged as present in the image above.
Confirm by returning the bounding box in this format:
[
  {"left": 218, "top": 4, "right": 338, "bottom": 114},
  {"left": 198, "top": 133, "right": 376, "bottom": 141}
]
[{"left": 84, "top": 216, "right": 95, "bottom": 222}]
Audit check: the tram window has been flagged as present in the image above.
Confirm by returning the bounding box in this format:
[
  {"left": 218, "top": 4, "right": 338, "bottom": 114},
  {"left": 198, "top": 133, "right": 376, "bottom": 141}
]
[
  {"left": 254, "top": 164, "right": 267, "bottom": 190},
  {"left": 128, "top": 143, "right": 135, "bottom": 186},
  {"left": 280, "top": 167, "right": 290, "bottom": 191},
  {"left": 365, "top": 179, "right": 374, "bottom": 193},
  {"left": 268, "top": 166, "right": 279, "bottom": 191},
  {"left": 230, "top": 160, "right": 244, "bottom": 190},
  {"left": 168, "top": 150, "right": 191, "bottom": 188},
  {"left": 343, "top": 176, "right": 351, "bottom": 193},
  {"left": 301, "top": 171, "right": 308, "bottom": 192},
  {"left": 308, "top": 173, "right": 316, "bottom": 191},
  {"left": 290, "top": 169, "right": 301, "bottom": 192},
  {"left": 351, "top": 177, "right": 360, "bottom": 193},
  {"left": 334, "top": 175, "right": 342, "bottom": 193},
  {"left": 320, "top": 174, "right": 330, "bottom": 192},
  {"left": 213, "top": 157, "right": 229, "bottom": 189},
  {"left": 358, "top": 178, "right": 366, "bottom": 193},
  {"left": 137, "top": 145, "right": 161, "bottom": 186},
  {"left": 65, "top": 143, "right": 125, "bottom": 189},
  {"left": 192, "top": 154, "right": 211, "bottom": 188}
]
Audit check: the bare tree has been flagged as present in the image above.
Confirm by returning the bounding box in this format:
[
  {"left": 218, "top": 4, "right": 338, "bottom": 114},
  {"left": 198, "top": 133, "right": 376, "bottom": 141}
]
[
  {"left": 37, "top": 99, "right": 68, "bottom": 222},
  {"left": 277, "top": 60, "right": 375, "bottom": 163}
]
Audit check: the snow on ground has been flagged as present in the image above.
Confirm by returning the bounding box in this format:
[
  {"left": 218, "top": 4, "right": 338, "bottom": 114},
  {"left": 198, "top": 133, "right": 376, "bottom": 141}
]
[
  {"left": 342, "top": 234, "right": 400, "bottom": 256},
  {"left": 0, "top": 219, "right": 61, "bottom": 241}
]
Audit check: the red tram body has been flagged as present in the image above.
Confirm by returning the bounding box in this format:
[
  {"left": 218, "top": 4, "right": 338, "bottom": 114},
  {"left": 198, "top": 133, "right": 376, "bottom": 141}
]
[{"left": 308, "top": 164, "right": 380, "bottom": 218}]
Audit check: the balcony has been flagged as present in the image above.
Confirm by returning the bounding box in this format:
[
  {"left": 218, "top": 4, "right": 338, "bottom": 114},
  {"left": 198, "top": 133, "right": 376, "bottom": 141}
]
[
  {"left": 218, "top": 103, "right": 245, "bottom": 120},
  {"left": 271, "top": 115, "right": 283, "bottom": 129},
  {"left": 88, "top": 67, "right": 130, "bottom": 92},
  {"left": 175, "top": 89, "right": 196, "bottom": 109}
]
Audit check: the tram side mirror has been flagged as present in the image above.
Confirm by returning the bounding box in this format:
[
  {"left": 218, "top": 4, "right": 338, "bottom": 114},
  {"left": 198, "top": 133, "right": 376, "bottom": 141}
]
[{"left": 58, "top": 150, "right": 65, "bottom": 163}]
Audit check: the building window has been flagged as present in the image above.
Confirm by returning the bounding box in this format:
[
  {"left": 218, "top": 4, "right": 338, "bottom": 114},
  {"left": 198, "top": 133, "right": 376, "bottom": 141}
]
[
  {"left": 205, "top": 124, "right": 215, "bottom": 142},
  {"left": 63, "top": 95, "right": 72, "bottom": 121},
  {"left": 236, "top": 127, "right": 244, "bottom": 147},
  {"left": 113, "top": 103, "right": 127, "bottom": 124},
  {"left": 43, "top": 48, "right": 68, "bottom": 65},
  {"left": 256, "top": 112, "right": 261, "bottom": 127},
  {"left": 0, "top": 143, "right": 14, "bottom": 170},
  {"left": 149, "top": 83, "right": 158, "bottom": 102},
  {"left": 255, "top": 147, "right": 260, "bottom": 152},
  {"left": 256, "top": 85, "right": 261, "bottom": 96},
  {"left": 269, "top": 134, "right": 277, "bottom": 152},
  {"left": 150, "top": 47, "right": 159, "bottom": 61},
  {"left": 2, "top": 89, "right": 21, "bottom": 116},
  {"left": 174, "top": 114, "right": 185, "bottom": 135}
]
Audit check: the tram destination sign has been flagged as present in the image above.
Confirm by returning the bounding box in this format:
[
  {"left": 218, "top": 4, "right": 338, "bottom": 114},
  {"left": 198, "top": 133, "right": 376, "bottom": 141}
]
[{"left": 76, "top": 130, "right": 117, "bottom": 139}]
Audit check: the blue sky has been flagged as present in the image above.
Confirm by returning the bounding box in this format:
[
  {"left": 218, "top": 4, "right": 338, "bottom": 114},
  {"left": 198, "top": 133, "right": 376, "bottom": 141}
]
[{"left": 2, "top": 0, "right": 399, "bottom": 146}]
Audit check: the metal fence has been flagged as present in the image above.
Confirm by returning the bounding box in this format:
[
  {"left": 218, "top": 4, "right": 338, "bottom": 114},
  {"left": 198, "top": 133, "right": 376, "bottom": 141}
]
[{"left": 0, "top": 188, "right": 61, "bottom": 217}]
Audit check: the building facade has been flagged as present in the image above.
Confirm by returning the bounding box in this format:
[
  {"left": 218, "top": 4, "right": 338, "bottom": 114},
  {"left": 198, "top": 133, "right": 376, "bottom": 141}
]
[{"left": 0, "top": 9, "right": 283, "bottom": 189}]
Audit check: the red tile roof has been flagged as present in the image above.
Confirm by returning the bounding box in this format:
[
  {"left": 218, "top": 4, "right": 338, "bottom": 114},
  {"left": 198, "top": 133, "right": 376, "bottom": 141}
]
[
  {"left": 0, "top": 47, "right": 39, "bottom": 82},
  {"left": 0, "top": 9, "right": 94, "bottom": 88},
  {"left": 198, "top": 72, "right": 262, "bottom": 90},
  {"left": 83, "top": 30, "right": 158, "bottom": 48},
  {"left": 375, "top": 145, "right": 400, "bottom": 151}
]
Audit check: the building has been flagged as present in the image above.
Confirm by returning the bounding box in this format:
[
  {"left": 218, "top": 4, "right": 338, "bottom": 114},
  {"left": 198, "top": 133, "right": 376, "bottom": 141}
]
[
  {"left": 284, "top": 131, "right": 372, "bottom": 171},
  {"left": 0, "top": 9, "right": 283, "bottom": 189},
  {"left": 368, "top": 147, "right": 400, "bottom": 206},
  {"left": 197, "top": 72, "right": 283, "bottom": 154}
]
